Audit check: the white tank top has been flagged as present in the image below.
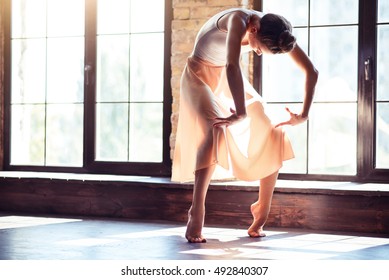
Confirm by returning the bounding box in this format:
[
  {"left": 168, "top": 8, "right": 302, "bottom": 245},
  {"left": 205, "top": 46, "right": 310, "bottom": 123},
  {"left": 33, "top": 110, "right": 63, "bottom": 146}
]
[{"left": 192, "top": 8, "right": 254, "bottom": 66}]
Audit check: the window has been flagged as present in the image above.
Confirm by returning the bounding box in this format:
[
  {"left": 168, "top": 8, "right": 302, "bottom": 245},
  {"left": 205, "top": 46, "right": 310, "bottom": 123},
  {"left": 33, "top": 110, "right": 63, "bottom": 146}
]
[
  {"left": 4, "top": 0, "right": 172, "bottom": 175},
  {"left": 95, "top": 0, "right": 165, "bottom": 163},
  {"left": 10, "top": 0, "right": 85, "bottom": 167},
  {"left": 257, "top": 0, "right": 389, "bottom": 182}
]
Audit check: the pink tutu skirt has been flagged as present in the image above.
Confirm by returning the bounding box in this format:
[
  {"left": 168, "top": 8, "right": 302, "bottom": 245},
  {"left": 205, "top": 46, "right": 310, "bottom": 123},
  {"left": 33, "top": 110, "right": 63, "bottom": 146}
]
[{"left": 172, "top": 56, "right": 294, "bottom": 182}]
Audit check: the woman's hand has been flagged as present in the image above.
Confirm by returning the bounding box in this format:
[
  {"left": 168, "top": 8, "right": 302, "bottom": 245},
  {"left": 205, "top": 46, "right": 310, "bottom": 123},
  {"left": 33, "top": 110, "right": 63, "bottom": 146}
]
[
  {"left": 275, "top": 107, "right": 308, "bottom": 128},
  {"left": 213, "top": 108, "right": 246, "bottom": 127}
]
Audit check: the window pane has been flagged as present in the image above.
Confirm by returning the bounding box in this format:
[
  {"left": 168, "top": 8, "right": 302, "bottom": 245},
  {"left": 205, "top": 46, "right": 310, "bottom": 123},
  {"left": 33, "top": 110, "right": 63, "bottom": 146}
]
[
  {"left": 376, "top": 103, "right": 389, "bottom": 168},
  {"left": 10, "top": 0, "right": 85, "bottom": 168},
  {"left": 47, "top": 0, "right": 84, "bottom": 37},
  {"left": 262, "top": 0, "right": 308, "bottom": 26},
  {"left": 262, "top": 29, "right": 308, "bottom": 103},
  {"left": 310, "top": 0, "right": 358, "bottom": 25},
  {"left": 46, "top": 104, "right": 83, "bottom": 166},
  {"left": 310, "top": 26, "right": 358, "bottom": 102},
  {"left": 293, "top": 27, "right": 309, "bottom": 52},
  {"left": 130, "top": 0, "right": 164, "bottom": 33},
  {"left": 47, "top": 37, "right": 84, "bottom": 103},
  {"left": 11, "top": 39, "right": 46, "bottom": 104},
  {"left": 129, "top": 103, "right": 163, "bottom": 162},
  {"left": 377, "top": 26, "right": 389, "bottom": 101},
  {"left": 262, "top": 0, "right": 360, "bottom": 177},
  {"left": 309, "top": 103, "right": 357, "bottom": 175},
  {"left": 378, "top": 0, "right": 389, "bottom": 23},
  {"left": 95, "top": 1, "right": 165, "bottom": 164},
  {"left": 97, "top": 0, "right": 130, "bottom": 34},
  {"left": 11, "top": 0, "right": 46, "bottom": 38},
  {"left": 11, "top": 104, "right": 45, "bottom": 165},
  {"left": 96, "top": 35, "right": 129, "bottom": 102},
  {"left": 130, "top": 33, "right": 164, "bottom": 102},
  {"left": 281, "top": 123, "right": 308, "bottom": 174},
  {"left": 265, "top": 104, "right": 307, "bottom": 174},
  {"left": 376, "top": 13, "right": 389, "bottom": 169},
  {"left": 96, "top": 103, "right": 129, "bottom": 161}
]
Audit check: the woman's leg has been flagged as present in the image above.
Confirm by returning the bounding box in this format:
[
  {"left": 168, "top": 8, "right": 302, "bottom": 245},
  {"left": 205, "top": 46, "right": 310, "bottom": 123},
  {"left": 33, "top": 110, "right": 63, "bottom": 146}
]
[
  {"left": 185, "top": 164, "right": 216, "bottom": 243},
  {"left": 247, "top": 170, "right": 279, "bottom": 237}
]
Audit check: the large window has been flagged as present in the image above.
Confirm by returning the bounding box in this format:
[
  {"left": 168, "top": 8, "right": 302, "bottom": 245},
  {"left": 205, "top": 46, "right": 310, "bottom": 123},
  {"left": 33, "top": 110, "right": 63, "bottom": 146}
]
[
  {"left": 258, "top": 0, "right": 388, "bottom": 182},
  {"left": 95, "top": 0, "right": 165, "bottom": 163},
  {"left": 10, "top": 0, "right": 85, "bottom": 167},
  {"left": 4, "top": 0, "right": 172, "bottom": 175}
]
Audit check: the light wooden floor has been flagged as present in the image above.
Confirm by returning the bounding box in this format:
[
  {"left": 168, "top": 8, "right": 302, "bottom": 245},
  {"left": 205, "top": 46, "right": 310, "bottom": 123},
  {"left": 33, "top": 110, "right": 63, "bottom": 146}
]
[{"left": 0, "top": 213, "right": 388, "bottom": 260}]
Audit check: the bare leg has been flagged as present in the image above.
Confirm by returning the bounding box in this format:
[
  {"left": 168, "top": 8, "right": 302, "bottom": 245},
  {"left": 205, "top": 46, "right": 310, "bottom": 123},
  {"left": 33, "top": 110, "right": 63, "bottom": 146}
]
[
  {"left": 247, "top": 170, "right": 279, "bottom": 238},
  {"left": 185, "top": 164, "right": 216, "bottom": 243}
]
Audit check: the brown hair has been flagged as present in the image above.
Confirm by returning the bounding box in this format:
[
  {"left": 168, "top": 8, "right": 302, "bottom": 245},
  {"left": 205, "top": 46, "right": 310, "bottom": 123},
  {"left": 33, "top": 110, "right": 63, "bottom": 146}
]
[{"left": 258, "top": 13, "right": 296, "bottom": 54}]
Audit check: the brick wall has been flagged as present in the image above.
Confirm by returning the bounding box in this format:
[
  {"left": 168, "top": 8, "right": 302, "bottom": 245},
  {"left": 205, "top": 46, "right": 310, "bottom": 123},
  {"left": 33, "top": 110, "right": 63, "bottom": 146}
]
[{"left": 169, "top": 0, "right": 253, "bottom": 160}]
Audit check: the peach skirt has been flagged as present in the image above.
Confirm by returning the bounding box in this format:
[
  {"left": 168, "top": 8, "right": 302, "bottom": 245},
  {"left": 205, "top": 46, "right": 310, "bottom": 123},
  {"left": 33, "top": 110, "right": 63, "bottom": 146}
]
[{"left": 171, "top": 56, "right": 294, "bottom": 183}]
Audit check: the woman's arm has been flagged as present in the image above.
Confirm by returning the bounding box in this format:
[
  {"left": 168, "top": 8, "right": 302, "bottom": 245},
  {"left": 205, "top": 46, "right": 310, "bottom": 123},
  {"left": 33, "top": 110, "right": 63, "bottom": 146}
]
[
  {"left": 276, "top": 43, "right": 319, "bottom": 127},
  {"left": 214, "top": 12, "right": 248, "bottom": 127}
]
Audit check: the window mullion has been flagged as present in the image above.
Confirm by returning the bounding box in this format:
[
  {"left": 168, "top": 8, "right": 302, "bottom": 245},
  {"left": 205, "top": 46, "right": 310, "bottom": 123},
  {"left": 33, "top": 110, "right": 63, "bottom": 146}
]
[
  {"left": 84, "top": 0, "right": 97, "bottom": 169},
  {"left": 2, "top": 0, "right": 12, "bottom": 170},
  {"left": 357, "top": 0, "right": 377, "bottom": 180}
]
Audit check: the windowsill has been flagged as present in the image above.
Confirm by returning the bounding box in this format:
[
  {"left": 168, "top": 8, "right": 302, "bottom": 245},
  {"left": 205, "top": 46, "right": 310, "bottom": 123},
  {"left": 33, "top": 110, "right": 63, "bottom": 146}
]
[{"left": 0, "top": 171, "right": 388, "bottom": 196}]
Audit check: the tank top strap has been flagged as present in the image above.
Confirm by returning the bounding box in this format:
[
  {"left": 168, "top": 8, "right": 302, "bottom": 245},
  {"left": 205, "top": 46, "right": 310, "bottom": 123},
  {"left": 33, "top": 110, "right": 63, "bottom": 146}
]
[{"left": 215, "top": 8, "right": 248, "bottom": 31}]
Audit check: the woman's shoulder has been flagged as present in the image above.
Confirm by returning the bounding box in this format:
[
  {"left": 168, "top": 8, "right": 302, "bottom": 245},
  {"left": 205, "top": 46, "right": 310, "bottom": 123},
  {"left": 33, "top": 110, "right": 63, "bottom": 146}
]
[
  {"left": 216, "top": 8, "right": 263, "bottom": 31},
  {"left": 224, "top": 8, "right": 264, "bottom": 18}
]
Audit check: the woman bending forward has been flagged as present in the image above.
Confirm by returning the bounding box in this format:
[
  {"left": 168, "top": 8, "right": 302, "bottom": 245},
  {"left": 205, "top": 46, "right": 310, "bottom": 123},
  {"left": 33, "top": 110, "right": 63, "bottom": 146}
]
[{"left": 172, "top": 8, "right": 318, "bottom": 243}]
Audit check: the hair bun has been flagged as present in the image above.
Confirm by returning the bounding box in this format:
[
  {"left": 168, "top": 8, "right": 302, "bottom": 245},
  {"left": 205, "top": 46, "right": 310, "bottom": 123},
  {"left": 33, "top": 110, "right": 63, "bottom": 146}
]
[
  {"left": 278, "top": 30, "right": 296, "bottom": 53},
  {"left": 259, "top": 13, "right": 297, "bottom": 54}
]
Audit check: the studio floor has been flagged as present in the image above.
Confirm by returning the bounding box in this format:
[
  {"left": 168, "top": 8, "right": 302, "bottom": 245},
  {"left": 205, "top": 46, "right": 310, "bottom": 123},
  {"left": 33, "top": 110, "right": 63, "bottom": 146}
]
[{"left": 0, "top": 213, "right": 388, "bottom": 260}]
